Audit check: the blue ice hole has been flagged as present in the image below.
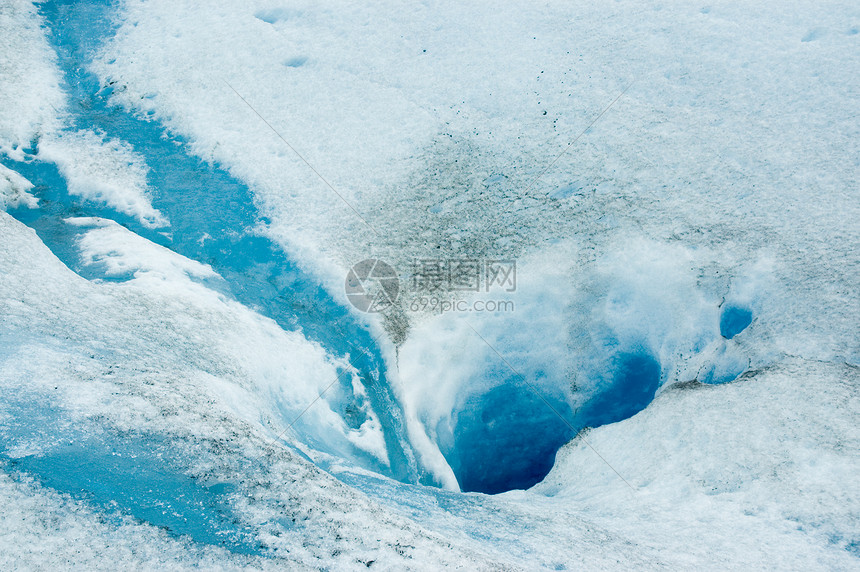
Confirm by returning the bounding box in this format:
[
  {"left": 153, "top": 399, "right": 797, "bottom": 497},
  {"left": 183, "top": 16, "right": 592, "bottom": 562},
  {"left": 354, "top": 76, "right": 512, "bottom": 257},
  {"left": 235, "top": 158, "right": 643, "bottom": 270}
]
[
  {"left": 449, "top": 383, "right": 575, "bottom": 494},
  {"left": 720, "top": 305, "right": 753, "bottom": 339},
  {"left": 446, "top": 352, "right": 661, "bottom": 494}
]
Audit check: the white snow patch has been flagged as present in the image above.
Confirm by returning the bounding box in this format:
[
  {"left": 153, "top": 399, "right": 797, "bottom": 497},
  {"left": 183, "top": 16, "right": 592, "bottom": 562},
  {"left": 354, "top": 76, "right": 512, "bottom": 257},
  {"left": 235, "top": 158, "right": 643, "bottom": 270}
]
[
  {"left": 68, "top": 216, "right": 215, "bottom": 284},
  {"left": 39, "top": 130, "right": 168, "bottom": 228}
]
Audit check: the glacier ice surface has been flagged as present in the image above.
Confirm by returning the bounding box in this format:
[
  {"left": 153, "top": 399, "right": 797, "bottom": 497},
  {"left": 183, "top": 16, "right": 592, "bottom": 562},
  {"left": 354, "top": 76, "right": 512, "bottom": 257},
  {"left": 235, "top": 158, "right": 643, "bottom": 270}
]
[{"left": 1, "top": 0, "right": 858, "bottom": 568}]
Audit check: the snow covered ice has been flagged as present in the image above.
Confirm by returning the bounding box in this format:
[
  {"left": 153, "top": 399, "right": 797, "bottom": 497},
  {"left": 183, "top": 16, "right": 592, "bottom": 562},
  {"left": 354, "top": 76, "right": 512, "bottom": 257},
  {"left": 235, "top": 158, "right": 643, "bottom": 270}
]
[{"left": 1, "top": 0, "right": 858, "bottom": 569}]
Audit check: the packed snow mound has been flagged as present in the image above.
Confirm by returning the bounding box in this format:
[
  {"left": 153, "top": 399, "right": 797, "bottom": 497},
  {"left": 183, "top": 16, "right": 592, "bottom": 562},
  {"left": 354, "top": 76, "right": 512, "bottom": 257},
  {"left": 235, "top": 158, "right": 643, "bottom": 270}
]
[
  {"left": 0, "top": 163, "right": 37, "bottom": 209},
  {"left": 534, "top": 359, "right": 860, "bottom": 568}
]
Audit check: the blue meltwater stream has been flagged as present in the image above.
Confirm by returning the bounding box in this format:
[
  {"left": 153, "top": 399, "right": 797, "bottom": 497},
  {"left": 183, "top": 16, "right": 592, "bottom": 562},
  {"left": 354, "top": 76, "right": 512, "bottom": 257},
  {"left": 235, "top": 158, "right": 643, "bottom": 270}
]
[{"left": 1, "top": 0, "right": 423, "bottom": 553}]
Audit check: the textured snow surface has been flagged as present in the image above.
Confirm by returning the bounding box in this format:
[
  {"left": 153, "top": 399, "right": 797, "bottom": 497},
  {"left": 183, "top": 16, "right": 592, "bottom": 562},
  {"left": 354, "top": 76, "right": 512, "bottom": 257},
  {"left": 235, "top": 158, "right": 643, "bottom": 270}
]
[{"left": 1, "top": 0, "right": 858, "bottom": 568}]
